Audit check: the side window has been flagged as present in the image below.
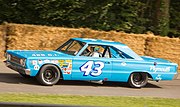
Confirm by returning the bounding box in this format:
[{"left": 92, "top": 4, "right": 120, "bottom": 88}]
[
  {"left": 104, "top": 49, "right": 110, "bottom": 58},
  {"left": 81, "top": 45, "right": 105, "bottom": 57},
  {"left": 109, "top": 47, "right": 123, "bottom": 58},
  {"left": 60, "top": 40, "right": 72, "bottom": 51},
  {"left": 67, "top": 41, "right": 82, "bottom": 52},
  {"left": 109, "top": 47, "right": 133, "bottom": 59},
  {"left": 59, "top": 40, "right": 85, "bottom": 55}
]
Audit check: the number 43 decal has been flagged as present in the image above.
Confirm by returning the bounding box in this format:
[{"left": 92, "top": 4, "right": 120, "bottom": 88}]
[{"left": 80, "top": 61, "right": 104, "bottom": 76}]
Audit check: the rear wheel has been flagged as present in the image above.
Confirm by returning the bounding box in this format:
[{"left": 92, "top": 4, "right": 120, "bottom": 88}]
[
  {"left": 128, "top": 72, "right": 148, "bottom": 88},
  {"left": 36, "top": 65, "right": 60, "bottom": 86}
]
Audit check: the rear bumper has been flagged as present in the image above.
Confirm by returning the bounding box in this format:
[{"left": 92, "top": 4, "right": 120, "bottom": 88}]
[{"left": 4, "top": 61, "right": 31, "bottom": 75}]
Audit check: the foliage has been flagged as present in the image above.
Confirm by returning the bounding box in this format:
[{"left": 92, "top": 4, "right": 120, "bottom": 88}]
[
  {"left": 0, "top": 0, "right": 39, "bottom": 24},
  {"left": 0, "top": 0, "right": 179, "bottom": 37},
  {"left": 34, "top": 0, "right": 147, "bottom": 33},
  {"left": 169, "top": 0, "right": 180, "bottom": 37},
  {"left": 152, "top": 0, "right": 170, "bottom": 36}
]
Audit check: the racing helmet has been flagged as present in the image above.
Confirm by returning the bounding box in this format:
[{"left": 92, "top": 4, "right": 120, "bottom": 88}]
[{"left": 94, "top": 46, "right": 100, "bottom": 51}]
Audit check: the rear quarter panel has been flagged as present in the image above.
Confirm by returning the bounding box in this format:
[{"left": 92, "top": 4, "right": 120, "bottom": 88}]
[{"left": 110, "top": 59, "right": 177, "bottom": 82}]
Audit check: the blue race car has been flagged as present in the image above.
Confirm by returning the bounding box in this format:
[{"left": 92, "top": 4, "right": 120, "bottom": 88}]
[{"left": 4, "top": 38, "right": 178, "bottom": 88}]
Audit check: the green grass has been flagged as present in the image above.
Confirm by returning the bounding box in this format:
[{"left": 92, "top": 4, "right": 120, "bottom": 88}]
[{"left": 0, "top": 93, "right": 180, "bottom": 107}]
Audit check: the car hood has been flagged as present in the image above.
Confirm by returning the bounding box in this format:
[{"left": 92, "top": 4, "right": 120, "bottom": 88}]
[{"left": 6, "top": 50, "right": 70, "bottom": 59}]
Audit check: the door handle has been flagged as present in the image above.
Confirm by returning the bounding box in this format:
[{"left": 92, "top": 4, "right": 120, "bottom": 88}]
[{"left": 105, "top": 62, "right": 110, "bottom": 64}]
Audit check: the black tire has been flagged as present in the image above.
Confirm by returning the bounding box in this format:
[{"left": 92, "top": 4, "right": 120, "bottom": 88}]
[
  {"left": 128, "top": 72, "right": 148, "bottom": 88},
  {"left": 19, "top": 73, "right": 32, "bottom": 78},
  {"left": 36, "top": 65, "right": 60, "bottom": 86}
]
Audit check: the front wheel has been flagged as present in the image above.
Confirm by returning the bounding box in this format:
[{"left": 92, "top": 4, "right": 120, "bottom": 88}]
[
  {"left": 36, "top": 65, "right": 60, "bottom": 86},
  {"left": 128, "top": 72, "right": 148, "bottom": 88}
]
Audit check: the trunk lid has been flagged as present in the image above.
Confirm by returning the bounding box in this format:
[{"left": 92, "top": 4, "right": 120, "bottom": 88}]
[{"left": 141, "top": 56, "right": 171, "bottom": 63}]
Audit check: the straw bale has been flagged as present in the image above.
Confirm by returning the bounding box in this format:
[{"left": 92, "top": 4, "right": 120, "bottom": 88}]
[
  {"left": 6, "top": 24, "right": 82, "bottom": 50},
  {"left": 82, "top": 30, "right": 149, "bottom": 55},
  {"left": 6, "top": 23, "right": 149, "bottom": 56},
  {"left": 0, "top": 25, "right": 6, "bottom": 60},
  {"left": 145, "top": 36, "right": 180, "bottom": 71}
]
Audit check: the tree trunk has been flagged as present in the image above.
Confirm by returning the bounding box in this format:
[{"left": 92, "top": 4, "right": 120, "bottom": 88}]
[{"left": 154, "top": 0, "right": 170, "bottom": 36}]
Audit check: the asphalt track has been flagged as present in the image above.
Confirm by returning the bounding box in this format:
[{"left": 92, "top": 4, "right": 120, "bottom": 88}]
[{"left": 0, "top": 62, "right": 180, "bottom": 98}]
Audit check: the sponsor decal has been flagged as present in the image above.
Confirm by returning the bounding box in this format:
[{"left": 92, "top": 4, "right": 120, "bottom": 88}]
[
  {"left": 156, "top": 74, "right": 162, "bottom": 80},
  {"left": 36, "top": 54, "right": 41, "bottom": 57},
  {"left": 66, "top": 60, "right": 72, "bottom": 63},
  {"left": 38, "top": 60, "right": 43, "bottom": 64},
  {"left": 34, "top": 65, "right": 39, "bottom": 70},
  {"left": 121, "top": 62, "right": 127, "bottom": 66},
  {"left": 34, "top": 59, "right": 59, "bottom": 65},
  {"left": 51, "top": 60, "right": 59, "bottom": 64},
  {"left": 48, "top": 54, "right": 52, "bottom": 56},
  {"left": 44, "top": 59, "right": 50, "bottom": 63},
  {"left": 59, "top": 59, "right": 72, "bottom": 74},
  {"left": 32, "top": 60, "right": 37, "bottom": 65},
  {"left": 150, "top": 66, "right": 170, "bottom": 72},
  {"left": 47, "top": 54, "right": 58, "bottom": 57},
  {"left": 41, "top": 54, "right": 45, "bottom": 56},
  {"left": 32, "top": 54, "right": 45, "bottom": 57},
  {"left": 59, "top": 60, "right": 65, "bottom": 63},
  {"left": 62, "top": 64, "right": 68, "bottom": 67},
  {"left": 32, "top": 54, "right": 36, "bottom": 56}
]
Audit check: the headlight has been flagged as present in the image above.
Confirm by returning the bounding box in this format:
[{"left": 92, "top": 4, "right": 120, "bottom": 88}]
[
  {"left": 20, "top": 59, "right": 26, "bottom": 67},
  {"left": 7, "top": 54, "right": 11, "bottom": 61}
]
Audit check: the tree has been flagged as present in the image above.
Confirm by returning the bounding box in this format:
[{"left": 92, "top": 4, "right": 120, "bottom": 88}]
[
  {"left": 152, "top": 0, "right": 170, "bottom": 36},
  {"left": 0, "top": 0, "right": 179, "bottom": 37},
  {"left": 0, "top": 0, "right": 41, "bottom": 24},
  {"left": 169, "top": 0, "right": 180, "bottom": 37}
]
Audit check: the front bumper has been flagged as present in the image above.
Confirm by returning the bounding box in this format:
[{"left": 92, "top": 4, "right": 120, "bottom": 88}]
[
  {"left": 4, "top": 61, "right": 31, "bottom": 75},
  {"left": 173, "top": 73, "right": 179, "bottom": 80}
]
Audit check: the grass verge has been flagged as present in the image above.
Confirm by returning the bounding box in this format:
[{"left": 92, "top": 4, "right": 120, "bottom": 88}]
[{"left": 0, "top": 93, "right": 180, "bottom": 107}]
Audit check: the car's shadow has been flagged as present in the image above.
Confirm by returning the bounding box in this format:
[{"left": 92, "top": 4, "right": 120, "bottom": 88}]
[
  {"left": 57, "top": 80, "right": 161, "bottom": 88},
  {"left": 0, "top": 73, "right": 161, "bottom": 88},
  {"left": 0, "top": 73, "right": 39, "bottom": 85}
]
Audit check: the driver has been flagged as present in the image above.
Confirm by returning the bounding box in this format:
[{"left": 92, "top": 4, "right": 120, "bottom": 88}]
[{"left": 89, "top": 46, "right": 101, "bottom": 57}]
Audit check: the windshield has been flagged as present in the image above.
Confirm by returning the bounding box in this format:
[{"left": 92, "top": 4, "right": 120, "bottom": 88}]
[{"left": 56, "top": 39, "right": 86, "bottom": 55}]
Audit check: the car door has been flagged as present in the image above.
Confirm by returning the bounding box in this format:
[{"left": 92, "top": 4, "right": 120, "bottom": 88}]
[
  {"left": 111, "top": 58, "right": 133, "bottom": 82},
  {"left": 72, "top": 56, "right": 112, "bottom": 80},
  {"left": 71, "top": 45, "right": 112, "bottom": 81},
  {"left": 108, "top": 46, "right": 137, "bottom": 82}
]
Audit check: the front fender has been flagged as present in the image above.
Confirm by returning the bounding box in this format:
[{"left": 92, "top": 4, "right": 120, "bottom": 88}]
[
  {"left": 26, "top": 59, "right": 61, "bottom": 76},
  {"left": 27, "top": 59, "right": 72, "bottom": 80}
]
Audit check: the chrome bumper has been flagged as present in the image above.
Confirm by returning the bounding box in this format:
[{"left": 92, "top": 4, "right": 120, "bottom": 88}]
[{"left": 4, "top": 61, "right": 31, "bottom": 75}]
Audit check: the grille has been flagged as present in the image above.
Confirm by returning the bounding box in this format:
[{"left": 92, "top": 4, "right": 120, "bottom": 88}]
[{"left": 10, "top": 55, "right": 21, "bottom": 65}]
